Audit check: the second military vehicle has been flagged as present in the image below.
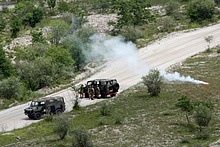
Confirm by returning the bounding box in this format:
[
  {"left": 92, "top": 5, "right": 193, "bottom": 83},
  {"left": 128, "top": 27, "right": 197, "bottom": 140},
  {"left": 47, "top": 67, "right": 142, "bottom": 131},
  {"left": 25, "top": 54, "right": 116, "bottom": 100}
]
[
  {"left": 24, "top": 96, "right": 65, "bottom": 120},
  {"left": 83, "top": 79, "right": 120, "bottom": 98}
]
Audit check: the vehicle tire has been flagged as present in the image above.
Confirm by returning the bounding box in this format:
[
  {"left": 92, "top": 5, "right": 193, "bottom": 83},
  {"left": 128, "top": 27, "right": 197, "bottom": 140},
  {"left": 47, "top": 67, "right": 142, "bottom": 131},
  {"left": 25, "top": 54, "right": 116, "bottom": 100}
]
[
  {"left": 34, "top": 112, "right": 41, "bottom": 120},
  {"left": 111, "top": 93, "right": 116, "bottom": 97},
  {"left": 28, "top": 115, "right": 34, "bottom": 119},
  {"left": 55, "top": 109, "right": 62, "bottom": 115}
]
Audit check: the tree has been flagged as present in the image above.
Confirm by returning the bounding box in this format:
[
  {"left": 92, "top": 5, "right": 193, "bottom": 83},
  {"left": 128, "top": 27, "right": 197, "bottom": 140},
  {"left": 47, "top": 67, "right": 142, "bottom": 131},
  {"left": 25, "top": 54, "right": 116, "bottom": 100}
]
[
  {"left": 187, "top": 0, "right": 216, "bottom": 22},
  {"left": 176, "top": 96, "right": 193, "bottom": 123},
  {"left": 0, "top": 76, "right": 24, "bottom": 100},
  {"left": 10, "top": 17, "right": 21, "bottom": 38},
  {"left": 142, "top": 69, "right": 164, "bottom": 96},
  {"left": 0, "top": 46, "right": 16, "bottom": 79},
  {"left": 165, "top": 0, "right": 181, "bottom": 20},
  {"left": 17, "top": 57, "right": 56, "bottom": 90},
  {"left": 12, "top": 1, "right": 44, "bottom": 28},
  {"left": 114, "top": 0, "right": 154, "bottom": 29},
  {"left": 49, "top": 20, "right": 69, "bottom": 46},
  {"left": 193, "top": 103, "right": 212, "bottom": 131},
  {"left": 0, "top": 14, "right": 6, "bottom": 32}
]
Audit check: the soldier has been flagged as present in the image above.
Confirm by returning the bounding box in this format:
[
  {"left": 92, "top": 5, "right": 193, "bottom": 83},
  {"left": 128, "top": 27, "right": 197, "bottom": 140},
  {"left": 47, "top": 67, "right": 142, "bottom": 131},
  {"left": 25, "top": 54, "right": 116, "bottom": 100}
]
[
  {"left": 88, "top": 86, "right": 95, "bottom": 100},
  {"left": 95, "top": 85, "right": 100, "bottom": 98},
  {"left": 79, "top": 84, "right": 84, "bottom": 98}
]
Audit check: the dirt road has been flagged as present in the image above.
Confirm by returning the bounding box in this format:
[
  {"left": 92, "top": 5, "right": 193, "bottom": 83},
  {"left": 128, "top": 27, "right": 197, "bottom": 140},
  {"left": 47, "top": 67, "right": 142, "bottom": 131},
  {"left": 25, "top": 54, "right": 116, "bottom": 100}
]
[{"left": 0, "top": 23, "right": 220, "bottom": 132}]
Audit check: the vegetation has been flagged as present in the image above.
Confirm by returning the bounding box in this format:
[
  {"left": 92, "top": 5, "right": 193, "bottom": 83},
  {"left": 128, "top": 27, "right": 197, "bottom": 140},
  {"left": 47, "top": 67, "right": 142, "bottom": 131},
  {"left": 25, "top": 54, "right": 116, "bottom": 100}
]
[
  {"left": 142, "top": 69, "right": 164, "bottom": 96},
  {"left": 0, "top": 47, "right": 219, "bottom": 146},
  {"left": 0, "top": 0, "right": 220, "bottom": 146}
]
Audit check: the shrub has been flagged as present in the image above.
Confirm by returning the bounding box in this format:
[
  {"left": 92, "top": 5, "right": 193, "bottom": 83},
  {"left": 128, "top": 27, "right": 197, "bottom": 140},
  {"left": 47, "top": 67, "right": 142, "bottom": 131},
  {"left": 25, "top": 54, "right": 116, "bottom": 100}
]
[
  {"left": 176, "top": 96, "right": 193, "bottom": 123},
  {"left": 142, "top": 69, "right": 164, "bottom": 96},
  {"left": 98, "top": 117, "right": 105, "bottom": 126},
  {"left": 187, "top": 0, "right": 216, "bottom": 22},
  {"left": 73, "top": 97, "right": 80, "bottom": 110},
  {"left": 0, "top": 77, "right": 24, "bottom": 100},
  {"left": 160, "top": 16, "right": 176, "bottom": 32},
  {"left": 165, "top": 0, "right": 181, "bottom": 19},
  {"left": 115, "top": 114, "right": 123, "bottom": 125},
  {"left": 193, "top": 104, "right": 212, "bottom": 130},
  {"left": 53, "top": 114, "right": 70, "bottom": 140},
  {"left": 100, "top": 102, "right": 111, "bottom": 116},
  {"left": 72, "top": 126, "right": 92, "bottom": 147},
  {"left": 119, "top": 26, "right": 145, "bottom": 43},
  {"left": 195, "top": 128, "right": 210, "bottom": 139}
]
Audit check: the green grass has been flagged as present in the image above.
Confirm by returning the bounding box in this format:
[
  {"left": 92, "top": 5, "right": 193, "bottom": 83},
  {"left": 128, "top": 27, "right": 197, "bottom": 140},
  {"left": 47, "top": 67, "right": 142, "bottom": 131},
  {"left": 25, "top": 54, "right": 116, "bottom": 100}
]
[{"left": 0, "top": 48, "right": 220, "bottom": 146}]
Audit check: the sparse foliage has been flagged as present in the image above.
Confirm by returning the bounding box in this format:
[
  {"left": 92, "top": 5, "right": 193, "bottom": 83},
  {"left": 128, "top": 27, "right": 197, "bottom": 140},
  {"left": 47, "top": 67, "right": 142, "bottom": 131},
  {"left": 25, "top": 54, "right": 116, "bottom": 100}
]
[
  {"left": 49, "top": 20, "right": 70, "bottom": 46},
  {"left": 165, "top": 0, "right": 181, "bottom": 20},
  {"left": 100, "top": 102, "right": 111, "bottom": 116},
  {"left": 193, "top": 103, "right": 212, "bottom": 130},
  {"left": 72, "top": 126, "right": 93, "bottom": 147},
  {"left": 53, "top": 114, "right": 70, "bottom": 140},
  {"left": 176, "top": 96, "right": 193, "bottom": 123},
  {"left": 142, "top": 69, "right": 164, "bottom": 96},
  {"left": 205, "top": 35, "right": 213, "bottom": 50}
]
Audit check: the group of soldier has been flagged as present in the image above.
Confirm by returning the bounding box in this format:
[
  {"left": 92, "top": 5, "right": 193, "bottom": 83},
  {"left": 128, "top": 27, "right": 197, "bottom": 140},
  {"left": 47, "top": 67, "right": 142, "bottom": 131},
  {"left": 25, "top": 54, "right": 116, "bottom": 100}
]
[{"left": 79, "top": 84, "right": 100, "bottom": 100}]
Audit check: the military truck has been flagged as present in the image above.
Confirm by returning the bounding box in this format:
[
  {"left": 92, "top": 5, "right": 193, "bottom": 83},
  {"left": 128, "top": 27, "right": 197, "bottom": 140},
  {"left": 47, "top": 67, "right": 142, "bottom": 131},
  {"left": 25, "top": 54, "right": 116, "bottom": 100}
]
[
  {"left": 24, "top": 96, "right": 65, "bottom": 120},
  {"left": 83, "top": 79, "right": 120, "bottom": 98}
]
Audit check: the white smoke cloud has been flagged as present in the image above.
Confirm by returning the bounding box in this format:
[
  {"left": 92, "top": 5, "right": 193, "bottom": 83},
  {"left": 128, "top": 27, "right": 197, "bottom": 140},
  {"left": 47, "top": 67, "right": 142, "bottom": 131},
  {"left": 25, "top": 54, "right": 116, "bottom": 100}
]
[
  {"left": 159, "top": 70, "right": 208, "bottom": 84},
  {"left": 85, "top": 34, "right": 208, "bottom": 85}
]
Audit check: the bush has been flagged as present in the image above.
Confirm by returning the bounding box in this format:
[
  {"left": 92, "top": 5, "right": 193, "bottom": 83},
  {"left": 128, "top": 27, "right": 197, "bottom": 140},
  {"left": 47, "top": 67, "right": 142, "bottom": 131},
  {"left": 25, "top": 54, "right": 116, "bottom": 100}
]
[
  {"left": 115, "top": 113, "right": 123, "bottom": 125},
  {"left": 119, "top": 26, "right": 145, "bottom": 43},
  {"left": 159, "top": 16, "right": 176, "bottom": 32},
  {"left": 193, "top": 104, "right": 212, "bottom": 130},
  {"left": 72, "top": 126, "right": 93, "bottom": 147},
  {"left": 100, "top": 102, "right": 111, "bottom": 116},
  {"left": 165, "top": 0, "right": 181, "bottom": 19},
  {"left": 73, "top": 97, "right": 80, "bottom": 110},
  {"left": 0, "top": 77, "right": 24, "bottom": 100},
  {"left": 187, "top": 0, "right": 216, "bottom": 22},
  {"left": 142, "top": 69, "right": 164, "bottom": 96},
  {"left": 53, "top": 114, "right": 70, "bottom": 140}
]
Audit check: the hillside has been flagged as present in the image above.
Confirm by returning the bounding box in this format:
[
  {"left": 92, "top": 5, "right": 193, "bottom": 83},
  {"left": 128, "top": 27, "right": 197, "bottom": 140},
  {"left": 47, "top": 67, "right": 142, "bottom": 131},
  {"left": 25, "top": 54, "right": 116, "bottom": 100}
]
[{"left": 0, "top": 0, "right": 220, "bottom": 146}]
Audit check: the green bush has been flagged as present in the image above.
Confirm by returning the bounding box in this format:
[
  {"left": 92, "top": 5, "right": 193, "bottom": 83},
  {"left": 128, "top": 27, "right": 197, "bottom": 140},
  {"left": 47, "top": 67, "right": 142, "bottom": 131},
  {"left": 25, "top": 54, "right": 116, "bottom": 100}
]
[
  {"left": 165, "top": 0, "right": 181, "bottom": 19},
  {"left": 53, "top": 114, "right": 70, "bottom": 140},
  {"left": 100, "top": 102, "right": 111, "bottom": 116},
  {"left": 119, "top": 26, "right": 145, "bottom": 43},
  {"left": 142, "top": 69, "right": 164, "bottom": 96},
  {"left": 72, "top": 126, "right": 93, "bottom": 147},
  {"left": 115, "top": 113, "right": 123, "bottom": 125},
  {"left": 187, "top": 0, "right": 216, "bottom": 22},
  {"left": 73, "top": 97, "right": 80, "bottom": 110},
  {"left": 0, "top": 76, "right": 24, "bottom": 100},
  {"left": 193, "top": 104, "right": 212, "bottom": 130},
  {"left": 160, "top": 16, "right": 176, "bottom": 32}
]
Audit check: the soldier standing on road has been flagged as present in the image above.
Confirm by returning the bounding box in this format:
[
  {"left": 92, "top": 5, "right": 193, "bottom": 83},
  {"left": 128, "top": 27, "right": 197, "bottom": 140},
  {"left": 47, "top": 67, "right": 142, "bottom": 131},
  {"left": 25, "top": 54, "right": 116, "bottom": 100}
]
[
  {"left": 88, "top": 86, "right": 95, "bottom": 100},
  {"left": 79, "top": 84, "right": 84, "bottom": 98},
  {"left": 95, "top": 85, "right": 100, "bottom": 98}
]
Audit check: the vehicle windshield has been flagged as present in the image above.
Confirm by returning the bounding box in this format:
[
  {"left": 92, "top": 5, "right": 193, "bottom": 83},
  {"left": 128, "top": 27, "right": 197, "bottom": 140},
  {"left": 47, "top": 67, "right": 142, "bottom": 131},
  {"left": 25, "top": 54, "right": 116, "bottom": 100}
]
[{"left": 30, "top": 101, "right": 45, "bottom": 107}]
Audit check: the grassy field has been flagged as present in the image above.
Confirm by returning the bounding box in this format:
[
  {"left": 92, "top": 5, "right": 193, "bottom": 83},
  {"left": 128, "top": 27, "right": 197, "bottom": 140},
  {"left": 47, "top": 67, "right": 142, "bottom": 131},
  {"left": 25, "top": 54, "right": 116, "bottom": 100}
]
[{"left": 0, "top": 47, "right": 220, "bottom": 146}]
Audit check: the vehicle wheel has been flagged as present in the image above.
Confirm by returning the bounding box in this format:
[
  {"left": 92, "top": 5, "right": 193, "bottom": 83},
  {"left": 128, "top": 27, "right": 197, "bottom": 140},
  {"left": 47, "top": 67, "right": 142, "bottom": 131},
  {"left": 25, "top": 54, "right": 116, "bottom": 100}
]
[
  {"left": 28, "top": 115, "right": 34, "bottom": 119},
  {"left": 55, "top": 109, "right": 62, "bottom": 115},
  {"left": 34, "top": 112, "right": 41, "bottom": 120},
  {"left": 111, "top": 94, "right": 116, "bottom": 97}
]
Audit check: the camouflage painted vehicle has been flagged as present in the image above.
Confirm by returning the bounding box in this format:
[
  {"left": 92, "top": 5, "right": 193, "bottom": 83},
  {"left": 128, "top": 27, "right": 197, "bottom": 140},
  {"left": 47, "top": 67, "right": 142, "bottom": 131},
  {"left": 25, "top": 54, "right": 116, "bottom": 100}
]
[
  {"left": 24, "top": 96, "right": 65, "bottom": 120},
  {"left": 83, "top": 79, "right": 120, "bottom": 98}
]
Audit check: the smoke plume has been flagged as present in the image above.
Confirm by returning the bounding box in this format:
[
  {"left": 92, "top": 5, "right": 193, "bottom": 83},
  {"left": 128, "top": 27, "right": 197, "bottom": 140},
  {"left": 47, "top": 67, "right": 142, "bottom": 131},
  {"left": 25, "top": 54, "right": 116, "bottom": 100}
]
[{"left": 86, "top": 34, "right": 208, "bottom": 85}]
